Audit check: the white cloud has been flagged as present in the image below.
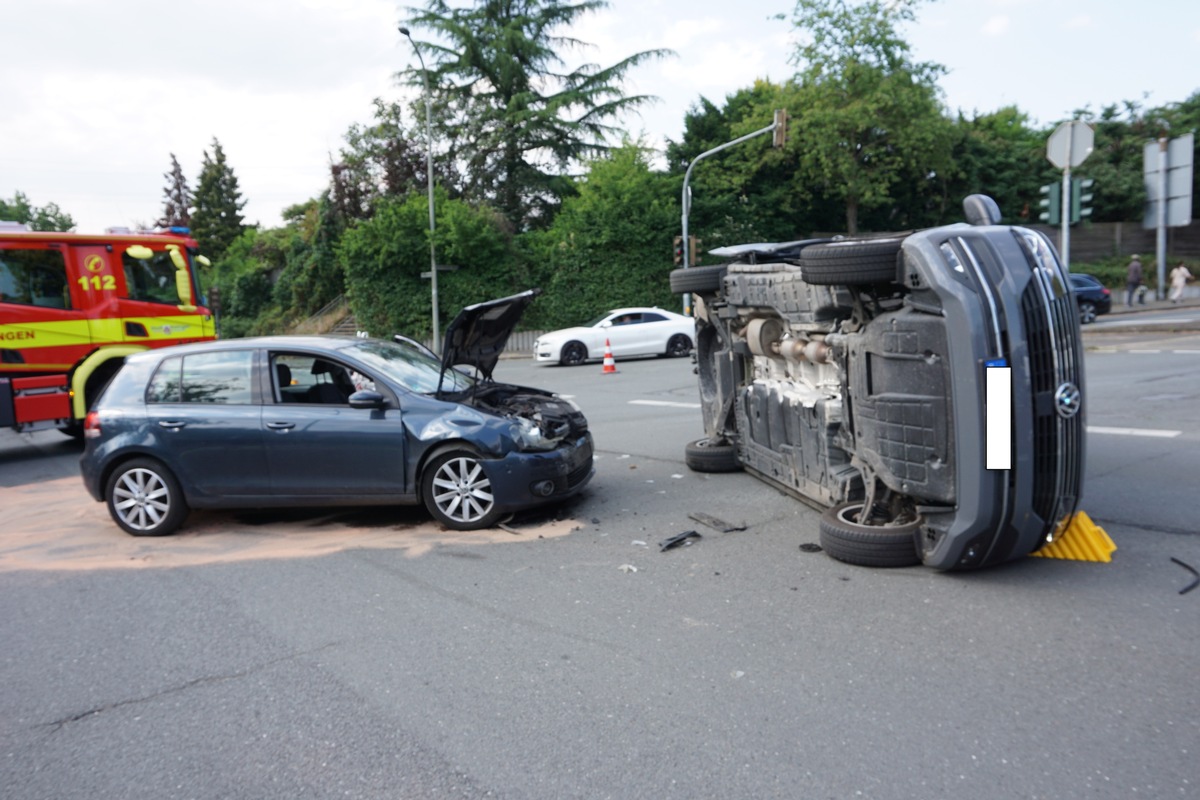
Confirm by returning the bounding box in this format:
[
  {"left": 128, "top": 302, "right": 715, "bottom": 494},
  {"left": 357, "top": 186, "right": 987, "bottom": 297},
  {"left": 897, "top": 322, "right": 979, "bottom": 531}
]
[
  {"left": 983, "top": 15, "right": 1011, "bottom": 36},
  {"left": 1064, "top": 15, "right": 1093, "bottom": 30}
]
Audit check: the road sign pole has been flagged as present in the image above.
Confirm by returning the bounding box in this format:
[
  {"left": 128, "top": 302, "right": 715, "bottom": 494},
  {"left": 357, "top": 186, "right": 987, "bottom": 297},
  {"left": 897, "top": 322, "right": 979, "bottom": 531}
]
[
  {"left": 1061, "top": 135, "right": 1073, "bottom": 270},
  {"left": 1157, "top": 138, "right": 1168, "bottom": 299}
]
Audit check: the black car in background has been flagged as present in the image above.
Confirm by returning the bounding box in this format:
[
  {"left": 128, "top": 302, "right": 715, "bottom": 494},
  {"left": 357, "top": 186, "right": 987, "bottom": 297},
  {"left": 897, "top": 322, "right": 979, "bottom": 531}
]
[
  {"left": 1068, "top": 273, "right": 1112, "bottom": 324},
  {"left": 80, "top": 291, "right": 594, "bottom": 536}
]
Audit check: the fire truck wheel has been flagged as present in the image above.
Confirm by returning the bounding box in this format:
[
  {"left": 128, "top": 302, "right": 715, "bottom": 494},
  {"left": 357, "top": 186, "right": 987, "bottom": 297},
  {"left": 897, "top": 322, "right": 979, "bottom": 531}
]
[{"left": 105, "top": 458, "right": 189, "bottom": 536}]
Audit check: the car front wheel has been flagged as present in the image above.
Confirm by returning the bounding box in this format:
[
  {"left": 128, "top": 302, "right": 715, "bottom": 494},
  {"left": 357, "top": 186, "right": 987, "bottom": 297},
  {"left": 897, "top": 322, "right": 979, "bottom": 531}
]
[
  {"left": 105, "top": 458, "right": 189, "bottom": 536},
  {"left": 422, "top": 450, "right": 503, "bottom": 530},
  {"left": 560, "top": 341, "right": 588, "bottom": 366}
]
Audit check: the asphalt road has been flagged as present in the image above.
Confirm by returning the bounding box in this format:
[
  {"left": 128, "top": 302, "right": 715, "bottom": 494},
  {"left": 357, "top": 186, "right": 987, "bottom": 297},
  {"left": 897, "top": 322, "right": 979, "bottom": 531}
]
[{"left": 1, "top": 344, "right": 1197, "bottom": 800}]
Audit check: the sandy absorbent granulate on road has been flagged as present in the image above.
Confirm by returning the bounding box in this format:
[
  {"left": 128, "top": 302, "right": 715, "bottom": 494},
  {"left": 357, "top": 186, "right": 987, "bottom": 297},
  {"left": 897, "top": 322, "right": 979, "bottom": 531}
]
[{"left": 0, "top": 477, "right": 581, "bottom": 572}]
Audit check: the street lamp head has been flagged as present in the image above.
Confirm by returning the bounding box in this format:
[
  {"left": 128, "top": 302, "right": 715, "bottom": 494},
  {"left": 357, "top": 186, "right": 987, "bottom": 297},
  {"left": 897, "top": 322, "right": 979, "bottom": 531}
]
[{"left": 398, "top": 26, "right": 411, "bottom": 37}]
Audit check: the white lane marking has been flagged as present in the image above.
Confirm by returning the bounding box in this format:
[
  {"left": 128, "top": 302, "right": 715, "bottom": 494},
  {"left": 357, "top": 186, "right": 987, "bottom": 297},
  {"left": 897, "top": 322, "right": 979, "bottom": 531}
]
[
  {"left": 1128, "top": 349, "right": 1162, "bottom": 353},
  {"left": 629, "top": 400, "right": 702, "bottom": 409},
  {"left": 1088, "top": 426, "right": 1182, "bottom": 438}
]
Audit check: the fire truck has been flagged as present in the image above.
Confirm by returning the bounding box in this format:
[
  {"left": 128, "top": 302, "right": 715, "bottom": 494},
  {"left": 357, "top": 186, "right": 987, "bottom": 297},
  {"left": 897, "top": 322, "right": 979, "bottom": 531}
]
[{"left": 0, "top": 221, "right": 216, "bottom": 436}]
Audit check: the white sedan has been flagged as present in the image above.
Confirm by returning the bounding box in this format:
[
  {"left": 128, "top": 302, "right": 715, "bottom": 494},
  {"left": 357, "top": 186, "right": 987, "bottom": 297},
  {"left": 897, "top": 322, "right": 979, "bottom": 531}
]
[{"left": 533, "top": 307, "right": 695, "bottom": 366}]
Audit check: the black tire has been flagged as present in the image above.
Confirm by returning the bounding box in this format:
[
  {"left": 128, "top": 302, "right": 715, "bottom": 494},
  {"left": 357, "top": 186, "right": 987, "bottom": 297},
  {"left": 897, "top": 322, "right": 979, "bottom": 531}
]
[
  {"left": 799, "top": 237, "right": 905, "bottom": 286},
  {"left": 105, "top": 457, "right": 189, "bottom": 536},
  {"left": 422, "top": 450, "right": 503, "bottom": 531},
  {"left": 818, "top": 501, "right": 922, "bottom": 568},
  {"left": 665, "top": 334, "right": 693, "bottom": 358},
  {"left": 684, "top": 438, "right": 742, "bottom": 473},
  {"left": 59, "top": 421, "right": 85, "bottom": 440},
  {"left": 560, "top": 341, "right": 588, "bottom": 366},
  {"left": 670, "top": 265, "right": 726, "bottom": 294},
  {"left": 1079, "top": 301, "right": 1097, "bottom": 325}
]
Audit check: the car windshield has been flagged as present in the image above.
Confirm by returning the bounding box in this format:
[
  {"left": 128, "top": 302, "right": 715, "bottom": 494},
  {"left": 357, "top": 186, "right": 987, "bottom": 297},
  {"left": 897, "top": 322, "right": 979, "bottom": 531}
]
[
  {"left": 345, "top": 339, "right": 475, "bottom": 394},
  {"left": 585, "top": 312, "right": 614, "bottom": 327}
]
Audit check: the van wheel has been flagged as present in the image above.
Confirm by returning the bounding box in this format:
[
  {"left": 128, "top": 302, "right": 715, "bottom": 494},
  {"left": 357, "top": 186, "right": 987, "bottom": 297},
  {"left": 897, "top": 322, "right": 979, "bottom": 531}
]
[
  {"left": 670, "top": 265, "right": 726, "bottom": 294},
  {"left": 800, "top": 237, "right": 905, "bottom": 286},
  {"left": 684, "top": 438, "right": 741, "bottom": 473},
  {"left": 105, "top": 458, "right": 189, "bottom": 536},
  {"left": 818, "top": 501, "right": 922, "bottom": 567}
]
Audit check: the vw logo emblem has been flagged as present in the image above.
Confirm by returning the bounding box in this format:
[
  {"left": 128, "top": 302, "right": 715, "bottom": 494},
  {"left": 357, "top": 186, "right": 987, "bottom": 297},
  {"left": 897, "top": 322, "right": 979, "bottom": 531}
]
[{"left": 1054, "top": 382, "right": 1082, "bottom": 418}]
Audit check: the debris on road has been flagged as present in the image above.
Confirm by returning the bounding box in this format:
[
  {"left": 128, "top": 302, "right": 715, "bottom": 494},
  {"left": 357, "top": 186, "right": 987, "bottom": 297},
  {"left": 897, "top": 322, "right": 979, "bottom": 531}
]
[
  {"left": 1172, "top": 557, "right": 1199, "bottom": 595},
  {"left": 687, "top": 512, "right": 746, "bottom": 533},
  {"left": 618, "top": 563, "right": 639, "bottom": 573},
  {"left": 659, "top": 530, "right": 701, "bottom": 552}
]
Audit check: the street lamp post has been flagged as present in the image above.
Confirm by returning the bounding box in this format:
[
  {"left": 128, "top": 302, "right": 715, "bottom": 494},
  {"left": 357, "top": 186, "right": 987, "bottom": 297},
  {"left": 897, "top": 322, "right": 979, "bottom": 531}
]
[{"left": 399, "top": 25, "right": 439, "bottom": 354}]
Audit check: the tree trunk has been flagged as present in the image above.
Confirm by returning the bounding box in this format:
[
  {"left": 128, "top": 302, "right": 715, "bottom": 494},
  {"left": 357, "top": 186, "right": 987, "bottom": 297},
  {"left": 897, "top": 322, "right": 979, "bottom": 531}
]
[{"left": 846, "top": 198, "right": 859, "bottom": 235}]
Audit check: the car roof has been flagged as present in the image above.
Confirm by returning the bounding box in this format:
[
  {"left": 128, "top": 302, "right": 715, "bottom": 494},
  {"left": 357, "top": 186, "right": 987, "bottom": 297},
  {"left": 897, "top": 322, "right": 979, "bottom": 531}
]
[
  {"left": 127, "top": 335, "right": 362, "bottom": 362},
  {"left": 606, "top": 307, "right": 675, "bottom": 315}
]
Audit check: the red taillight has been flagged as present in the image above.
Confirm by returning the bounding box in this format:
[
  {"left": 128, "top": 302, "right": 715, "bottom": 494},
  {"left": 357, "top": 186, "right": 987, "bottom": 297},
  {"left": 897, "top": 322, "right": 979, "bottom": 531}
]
[
  {"left": 83, "top": 411, "right": 101, "bottom": 439},
  {"left": 1102, "top": 288, "right": 1111, "bottom": 296}
]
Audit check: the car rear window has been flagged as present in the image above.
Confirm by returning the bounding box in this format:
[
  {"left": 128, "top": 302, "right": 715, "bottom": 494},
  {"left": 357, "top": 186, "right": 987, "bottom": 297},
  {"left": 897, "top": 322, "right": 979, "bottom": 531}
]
[{"left": 146, "top": 351, "right": 255, "bottom": 404}]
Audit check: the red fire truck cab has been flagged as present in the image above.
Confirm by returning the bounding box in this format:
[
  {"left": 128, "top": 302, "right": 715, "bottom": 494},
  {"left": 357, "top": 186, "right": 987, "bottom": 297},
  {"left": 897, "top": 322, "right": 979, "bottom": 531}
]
[{"left": 0, "top": 221, "right": 216, "bottom": 435}]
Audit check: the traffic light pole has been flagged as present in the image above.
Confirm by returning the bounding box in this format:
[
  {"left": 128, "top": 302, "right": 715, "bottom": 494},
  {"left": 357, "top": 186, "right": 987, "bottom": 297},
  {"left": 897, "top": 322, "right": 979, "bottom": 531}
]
[{"left": 680, "top": 113, "right": 784, "bottom": 315}]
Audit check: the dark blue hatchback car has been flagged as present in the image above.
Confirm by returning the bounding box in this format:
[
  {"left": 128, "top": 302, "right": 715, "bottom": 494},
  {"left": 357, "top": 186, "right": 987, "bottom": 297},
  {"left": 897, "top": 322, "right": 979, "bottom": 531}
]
[{"left": 81, "top": 291, "right": 593, "bottom": 536}]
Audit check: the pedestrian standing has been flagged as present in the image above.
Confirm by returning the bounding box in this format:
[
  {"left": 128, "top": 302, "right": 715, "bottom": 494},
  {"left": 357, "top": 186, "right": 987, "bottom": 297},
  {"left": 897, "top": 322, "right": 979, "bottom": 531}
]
[
  {"left": 1125, "top": 254, "right": 1144, "bottom": 306},
  {"left": 1169, "top": 261, "right": 1194, "bottom": 303}
]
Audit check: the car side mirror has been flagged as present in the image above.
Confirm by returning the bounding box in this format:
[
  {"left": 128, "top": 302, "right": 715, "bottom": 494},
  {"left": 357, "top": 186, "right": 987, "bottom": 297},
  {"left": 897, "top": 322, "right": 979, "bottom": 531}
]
[
  {"left": 349, "top": 390, "right": 386, "bottom": 409},
  {"left": 600, "top": 320, "right": 612, "bottom": 328}
]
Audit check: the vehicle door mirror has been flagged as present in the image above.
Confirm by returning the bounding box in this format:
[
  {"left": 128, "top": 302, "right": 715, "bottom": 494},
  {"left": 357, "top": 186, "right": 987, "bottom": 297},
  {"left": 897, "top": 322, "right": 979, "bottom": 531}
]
[
  {"left": 600, "top": 320, "right": 612, "bottom": 328},
  {"left": 349, "top": 390, "right": 386, "bottom": 409}
]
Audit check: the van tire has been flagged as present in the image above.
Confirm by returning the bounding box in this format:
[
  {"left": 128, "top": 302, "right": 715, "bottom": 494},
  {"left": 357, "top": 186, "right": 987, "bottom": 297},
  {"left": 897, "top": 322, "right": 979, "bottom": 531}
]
[{"left": 819, "top": 501, "right": 922, "bottom": 567}]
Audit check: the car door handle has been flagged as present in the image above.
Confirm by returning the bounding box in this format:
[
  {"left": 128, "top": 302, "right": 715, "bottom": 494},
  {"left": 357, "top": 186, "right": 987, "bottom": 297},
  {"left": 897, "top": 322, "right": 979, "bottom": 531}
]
[
  {"left": 266, "top": 421, "right": 295, "bottom": 431},
  {"left": 157, "top": 420, "right": 187, "bottom": 430}
]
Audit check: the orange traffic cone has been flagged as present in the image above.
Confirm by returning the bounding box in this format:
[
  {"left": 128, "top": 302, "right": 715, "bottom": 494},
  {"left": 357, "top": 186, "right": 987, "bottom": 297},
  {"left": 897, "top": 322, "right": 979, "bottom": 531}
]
[{"left": 602, "top": 339, "right": 617, "bottom": 374}]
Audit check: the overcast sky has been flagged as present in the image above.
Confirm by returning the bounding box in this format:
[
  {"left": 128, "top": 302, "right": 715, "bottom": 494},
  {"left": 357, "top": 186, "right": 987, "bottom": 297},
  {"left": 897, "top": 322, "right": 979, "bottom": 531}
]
[{"left": 2, "top": 0, "right": 1198, "bottom": 234}]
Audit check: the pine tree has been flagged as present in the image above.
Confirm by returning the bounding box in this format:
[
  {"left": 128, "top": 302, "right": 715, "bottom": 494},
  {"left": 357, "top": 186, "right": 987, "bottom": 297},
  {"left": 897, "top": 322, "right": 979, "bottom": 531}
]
[
  {"left": 156, "top": 153, "right": 192, "bottom": 229},
  {"left": 191, "top": 138, "right": 247, "bottom": 258},
  {"left": 403, "top": 0, "right": 670, "bottom": 230}
]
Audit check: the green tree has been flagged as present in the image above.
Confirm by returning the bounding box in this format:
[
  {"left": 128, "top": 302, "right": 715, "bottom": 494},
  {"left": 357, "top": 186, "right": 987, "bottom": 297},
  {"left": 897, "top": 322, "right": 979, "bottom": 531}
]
[
  {"left": 340, "top": 191, "right": 520, "bottom": 339},
  {"left": 785, "top": 0, "right": 954, "bottom": 233},
  {"left": 156, "top": 153, "right": 192, "bottom": 229},
  {"left": 527, "top": 142, "right": 679, "bottom": 328},
  {"left": 191, "top": 137, "right": 247, "bottom": 259},
  {"left": 944, "top": 107, "right": 1046, "bottom": 225},
  {"left": 402, "top": 0, "right": 670, "bottom": 230},
  {"left": 333, "top": 98, "right": 463, "bottom": 220},
  {"left": 0, "top": 191, "right": 76, "bottom": 231}
]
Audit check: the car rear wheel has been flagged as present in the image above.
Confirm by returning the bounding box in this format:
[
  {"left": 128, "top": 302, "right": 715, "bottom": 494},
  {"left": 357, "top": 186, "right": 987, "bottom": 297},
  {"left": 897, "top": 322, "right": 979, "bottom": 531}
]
[
  {"left": 665, "top": 334, "right": 693, "bottom": 358},
  {"left": 684, "top": 438, "right": 742, "bottom": 473},
  {"left": 105, "top": 458, "right": 189, "bottom": 536},
  {"left": 1079, "top": 301, "right": 1097, "bottom": 324},
  {"left": 560, "top": 341, "right": 588, "bottom": 366},
  {"left": 818, "top": 501, "right": 922, "bottom": 567},
  {"left": 799, "top": 237, "right": 905, "bottom": 286},
  {"left": 422, "top": 450, "right": 503, "bottom": 530}
]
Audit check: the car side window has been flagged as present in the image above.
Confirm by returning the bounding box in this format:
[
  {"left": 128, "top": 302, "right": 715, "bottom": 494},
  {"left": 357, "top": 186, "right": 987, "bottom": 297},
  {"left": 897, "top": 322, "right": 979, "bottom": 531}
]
[
  {"left": 641, "top": 312, "right": 667, "bottom": 323},
  {"left": 271, "top": 353, "right": 359, "bottom": 405},
  {"left": 0, "top": 246, "right": 71, "bottom": 309},
  {"left": 145, "top": 351, "right": 254, "bottom": 404}
]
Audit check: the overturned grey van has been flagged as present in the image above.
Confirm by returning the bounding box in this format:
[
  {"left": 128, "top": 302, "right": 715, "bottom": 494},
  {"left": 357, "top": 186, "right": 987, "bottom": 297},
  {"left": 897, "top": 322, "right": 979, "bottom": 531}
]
[{"left": 671, "top": 196, "right": 1085, "bottom": 570}]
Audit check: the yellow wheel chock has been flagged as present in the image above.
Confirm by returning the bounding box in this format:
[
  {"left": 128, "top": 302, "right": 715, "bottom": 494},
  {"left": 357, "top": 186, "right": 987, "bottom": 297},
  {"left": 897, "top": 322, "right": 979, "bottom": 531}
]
[{"left": 1031, "top": 510, "right": 1116, "bottom": 563}]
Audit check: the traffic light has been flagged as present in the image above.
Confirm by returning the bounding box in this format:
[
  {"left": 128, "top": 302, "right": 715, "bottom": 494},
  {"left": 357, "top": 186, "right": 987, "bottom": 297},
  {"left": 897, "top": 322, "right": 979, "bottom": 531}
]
[
  {"left": 673, "top": 235, "right": 683, "bottom": 265},
  {"left": 773, "top": 109, "right": 788, "bottom": 148},
  {"left": 1071, "top": 177, "right": 1095, "bottom": 224},
  {"left": 688, "top": 235, "right": 700, "bottom": 266},
  {"left": 1038, "top": 183, "right": 1061, "bottom": 225}
]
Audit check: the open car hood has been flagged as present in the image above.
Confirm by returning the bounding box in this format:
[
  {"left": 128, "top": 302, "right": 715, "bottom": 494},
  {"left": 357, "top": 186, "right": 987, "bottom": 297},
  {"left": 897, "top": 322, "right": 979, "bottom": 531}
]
[{"left": 440, "top": 289, "right": 541, "bottom": 383}]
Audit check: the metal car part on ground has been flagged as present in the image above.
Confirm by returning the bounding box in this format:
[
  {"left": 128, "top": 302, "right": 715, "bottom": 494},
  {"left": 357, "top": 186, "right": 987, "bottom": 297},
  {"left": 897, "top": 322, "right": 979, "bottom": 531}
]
[{"left": 672, "top": 195, "right": 1086, "bottom": 571}]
